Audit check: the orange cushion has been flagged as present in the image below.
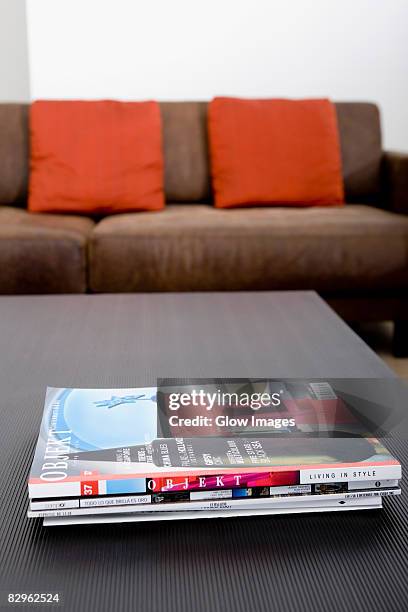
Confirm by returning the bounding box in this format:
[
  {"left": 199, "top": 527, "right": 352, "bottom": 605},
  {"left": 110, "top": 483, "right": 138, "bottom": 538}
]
[
  {"left": 28, "top": 100, "right": 164, "bottom": 214},
  {"left": 208, "top": 97, "right": 344, "bottom": 208}
]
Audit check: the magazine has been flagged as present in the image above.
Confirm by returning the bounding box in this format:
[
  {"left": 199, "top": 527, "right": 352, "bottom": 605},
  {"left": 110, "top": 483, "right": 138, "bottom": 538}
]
[
  {"left": 28, "top": 386, "right": 402, "bottom": 501},
  {"left": 42, "top": 498, "right": 384, "bottom": 527},
  {"left": 28, "top": 488, "right": 400, "bottom": 518}
]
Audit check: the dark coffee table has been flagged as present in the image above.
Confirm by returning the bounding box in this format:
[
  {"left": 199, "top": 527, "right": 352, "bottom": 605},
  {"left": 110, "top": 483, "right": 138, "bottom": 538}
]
[{"left": 0, "top": 292, "right": 406, "bottom": 612}]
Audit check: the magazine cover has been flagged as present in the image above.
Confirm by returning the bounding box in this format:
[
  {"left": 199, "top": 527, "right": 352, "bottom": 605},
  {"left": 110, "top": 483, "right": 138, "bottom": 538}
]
[{"left": 28, "top": 386, "right": 402, "bottom": 499}]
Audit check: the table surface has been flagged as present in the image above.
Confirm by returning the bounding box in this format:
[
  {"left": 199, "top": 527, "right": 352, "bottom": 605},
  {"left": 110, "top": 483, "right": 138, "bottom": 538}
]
[{"left": 0, "top": 291, "right": 406, "bottom": 612}]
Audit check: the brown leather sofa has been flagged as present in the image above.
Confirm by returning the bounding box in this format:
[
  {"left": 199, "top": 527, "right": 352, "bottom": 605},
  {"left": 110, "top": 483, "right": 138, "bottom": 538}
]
[{"left": 1, "top": 102, "right": 408, "bottom": 352}]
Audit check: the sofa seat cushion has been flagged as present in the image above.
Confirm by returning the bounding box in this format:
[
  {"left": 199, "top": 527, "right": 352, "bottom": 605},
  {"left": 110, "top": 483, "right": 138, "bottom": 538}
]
[
  {"left": 89, "top": 204, "right": 408, "bottom": 293},
  {"left": 0, "top": 206, "right": 94, "bottom": 294}
]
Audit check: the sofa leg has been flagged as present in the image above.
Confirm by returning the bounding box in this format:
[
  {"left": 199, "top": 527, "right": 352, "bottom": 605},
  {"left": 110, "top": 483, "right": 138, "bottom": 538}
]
[{"left": 392, "top": 321, "right": 408, "bottom": 357}]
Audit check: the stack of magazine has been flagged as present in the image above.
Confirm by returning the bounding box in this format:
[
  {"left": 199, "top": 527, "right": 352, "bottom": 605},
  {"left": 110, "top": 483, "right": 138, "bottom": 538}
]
[{"left": 27, "top": 384, "right": 402, "bottom": 526}]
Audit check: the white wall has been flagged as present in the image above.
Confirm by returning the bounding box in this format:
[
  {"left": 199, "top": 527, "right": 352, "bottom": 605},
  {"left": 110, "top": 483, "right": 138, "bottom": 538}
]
[
  {"left": 26, "top": 0, "right": 408, "bottom": 150},
  {"left": 0, "top": 0, "right": 30, "bottom": 101}
]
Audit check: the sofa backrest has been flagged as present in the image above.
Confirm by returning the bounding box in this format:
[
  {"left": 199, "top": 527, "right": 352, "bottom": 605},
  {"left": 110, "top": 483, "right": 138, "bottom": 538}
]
[
  {"left": 0, "top": 101, "right": 382, "bottom": 207},
  {"left": 335, "top": 102, "right": 382, "bottom": 204},
  {"left": 0, "top": 104, "right": 29, "bottom": 205}
]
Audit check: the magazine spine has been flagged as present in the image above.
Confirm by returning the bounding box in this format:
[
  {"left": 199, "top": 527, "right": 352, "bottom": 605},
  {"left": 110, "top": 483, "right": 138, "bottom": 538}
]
[
  {"left": 28, "top": 463, "right": 402, "bottom": 499},
  {"left": 27, "top": 488, "right": 400, "bottom": 518}
]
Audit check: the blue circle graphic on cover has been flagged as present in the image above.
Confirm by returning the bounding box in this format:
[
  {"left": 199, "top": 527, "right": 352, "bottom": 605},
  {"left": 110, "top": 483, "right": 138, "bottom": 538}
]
[{"left": 52, "top": 388, "right": 157, "bottom": 450}]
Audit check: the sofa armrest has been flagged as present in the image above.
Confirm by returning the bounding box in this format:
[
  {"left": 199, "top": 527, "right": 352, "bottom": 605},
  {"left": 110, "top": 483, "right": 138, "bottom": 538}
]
[{"left": 383, "top": 151, "right": 408, "bottom": 214}]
